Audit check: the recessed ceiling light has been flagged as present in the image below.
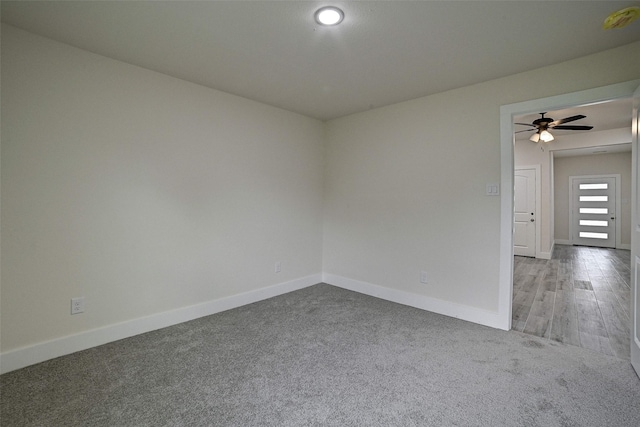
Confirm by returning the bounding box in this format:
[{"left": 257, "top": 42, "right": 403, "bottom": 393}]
[{"left": 315, "top": 6, "right": 344, "bottom": 26}]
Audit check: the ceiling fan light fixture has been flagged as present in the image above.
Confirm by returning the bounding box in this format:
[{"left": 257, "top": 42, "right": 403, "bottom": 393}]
[
  {"left": 315, "top": 6, "right": 344, "bottom": 26},
  {"left": 529, "top": 130, "right": 554, "bottom": 143},
  {"left": 540, "top": 130, "right": 554, "bottom": 142}
]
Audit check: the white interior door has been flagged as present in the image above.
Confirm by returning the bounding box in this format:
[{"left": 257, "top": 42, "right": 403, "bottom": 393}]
[
  {"left": 570, "top": 176, "right": 616, "bottom": 248},
  {"left": 631, "top": 84, "right": 640, "bottom": 377},
  {"left": 514, "top": 168, "right": 536, "bottom": 257}
]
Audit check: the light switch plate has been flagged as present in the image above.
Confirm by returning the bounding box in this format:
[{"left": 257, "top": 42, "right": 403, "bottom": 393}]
[{"left": 486, "top": 183, "right": 500, "bottom": 196}]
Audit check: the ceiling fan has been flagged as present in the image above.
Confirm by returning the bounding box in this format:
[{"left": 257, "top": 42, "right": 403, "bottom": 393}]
[{"left": 515, "top": 112, "right": 593, "bottom": 142}]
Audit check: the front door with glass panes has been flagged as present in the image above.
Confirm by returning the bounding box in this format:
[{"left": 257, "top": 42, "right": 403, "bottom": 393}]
[{"left": 570, "top": 176, "right": 617, "bottom": 248}]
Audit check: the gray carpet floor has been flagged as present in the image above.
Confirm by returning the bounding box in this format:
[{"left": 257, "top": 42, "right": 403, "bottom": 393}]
[{"left": 2, "top": 284, "right": 639, "bottom": 426}]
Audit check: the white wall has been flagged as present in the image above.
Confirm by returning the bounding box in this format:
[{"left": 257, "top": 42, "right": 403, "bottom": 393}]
[
  {"left": 1, "top": 26, "right": 325, "bottom": 363},
  {"left": 515, "top": 128, "right": 632, "bottom": 255},
  {"left": 323, "top": 41, "right": 640, "bottom": 319},
  {"left": 554, "top": 152, "right": 632, "bottom": 246}
]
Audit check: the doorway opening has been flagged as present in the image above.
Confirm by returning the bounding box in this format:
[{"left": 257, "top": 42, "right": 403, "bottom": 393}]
[
  {"left": 498, "top": 80, "right": 640, "bottom": 343},
  {"left": 512, "top": 130, "right": 631, "bottom": 358}
]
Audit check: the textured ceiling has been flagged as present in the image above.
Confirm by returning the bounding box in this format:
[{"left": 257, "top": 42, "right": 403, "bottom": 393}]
[{"left": 2, "top": 1, "right": 640, "bottom": 120}]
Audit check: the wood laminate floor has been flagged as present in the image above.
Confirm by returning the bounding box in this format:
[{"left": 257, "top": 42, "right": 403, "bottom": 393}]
[{"left": 512, "top": 244, "right": 631, "bottom": 359}]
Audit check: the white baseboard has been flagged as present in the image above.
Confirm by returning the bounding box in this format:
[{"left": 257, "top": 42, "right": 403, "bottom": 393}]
[
  {"left": 553, "top": 240, "right": 630, "bottom": 251},
  {"left": 322, "top": 273, "right": 504, "bottom": 330},
  {"left": 0, "top": 274, "right": 321, "bottom": 374},
  {"left": 538, "top": 251, "right": 552, "bottom": 260}
]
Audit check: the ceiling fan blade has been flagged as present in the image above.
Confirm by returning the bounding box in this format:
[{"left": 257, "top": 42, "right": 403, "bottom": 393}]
[
  {"left": 515, "top": 129, "right": 535, "bottom": 134},
  {"left": 550, "top": 114, "right": 586, "bottom": 126},
  {"left": 515, "top": 122, "right": 536, "bottom": 126},
  {"left": 552, "top": 125, "right": 594, "bottom": 130}
]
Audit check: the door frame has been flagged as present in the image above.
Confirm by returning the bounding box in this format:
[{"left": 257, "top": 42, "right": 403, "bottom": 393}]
[
  {"left": 630, "top": 84, "right": 640, "bottom": 375},
  {"left": 514, "top": 165, "right": 541, "bottom": 258},
  {"left": 568, "top": 174, "right": 621, "bottom": 249},
  {"left": 497, "top": 79, "right": 640, "bottom": 331}
]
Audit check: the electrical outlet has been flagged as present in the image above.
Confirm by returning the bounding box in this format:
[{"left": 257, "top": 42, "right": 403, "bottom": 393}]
[
  {"left": 71, "top": 297, "right": 85, "bottom": 315},
  {"left": 420, "top": 271, "right": 428, "bottom": 284},
  {"left": 275, "top": 262, "right": 282, "bottom": 273}
]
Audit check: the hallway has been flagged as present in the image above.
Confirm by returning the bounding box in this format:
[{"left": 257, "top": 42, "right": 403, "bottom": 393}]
[{"left": 512, "top": 245, "right": 631, "bottom": 359}]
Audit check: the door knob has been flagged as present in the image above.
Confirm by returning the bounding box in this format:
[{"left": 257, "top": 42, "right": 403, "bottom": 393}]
[{"left": 530, "top": 219, "right": 535, "bottom": 222}]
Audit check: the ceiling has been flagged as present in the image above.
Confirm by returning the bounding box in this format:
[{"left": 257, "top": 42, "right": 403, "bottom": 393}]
[
  {"left": 552, "top": 142, "right": 631, "bottom": 158},
  {"left": 514, "top": 98, "right": 634, "bottom": 141},
  {"left": 2, "top": 1, "right": 640, "bottom": 121}
]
